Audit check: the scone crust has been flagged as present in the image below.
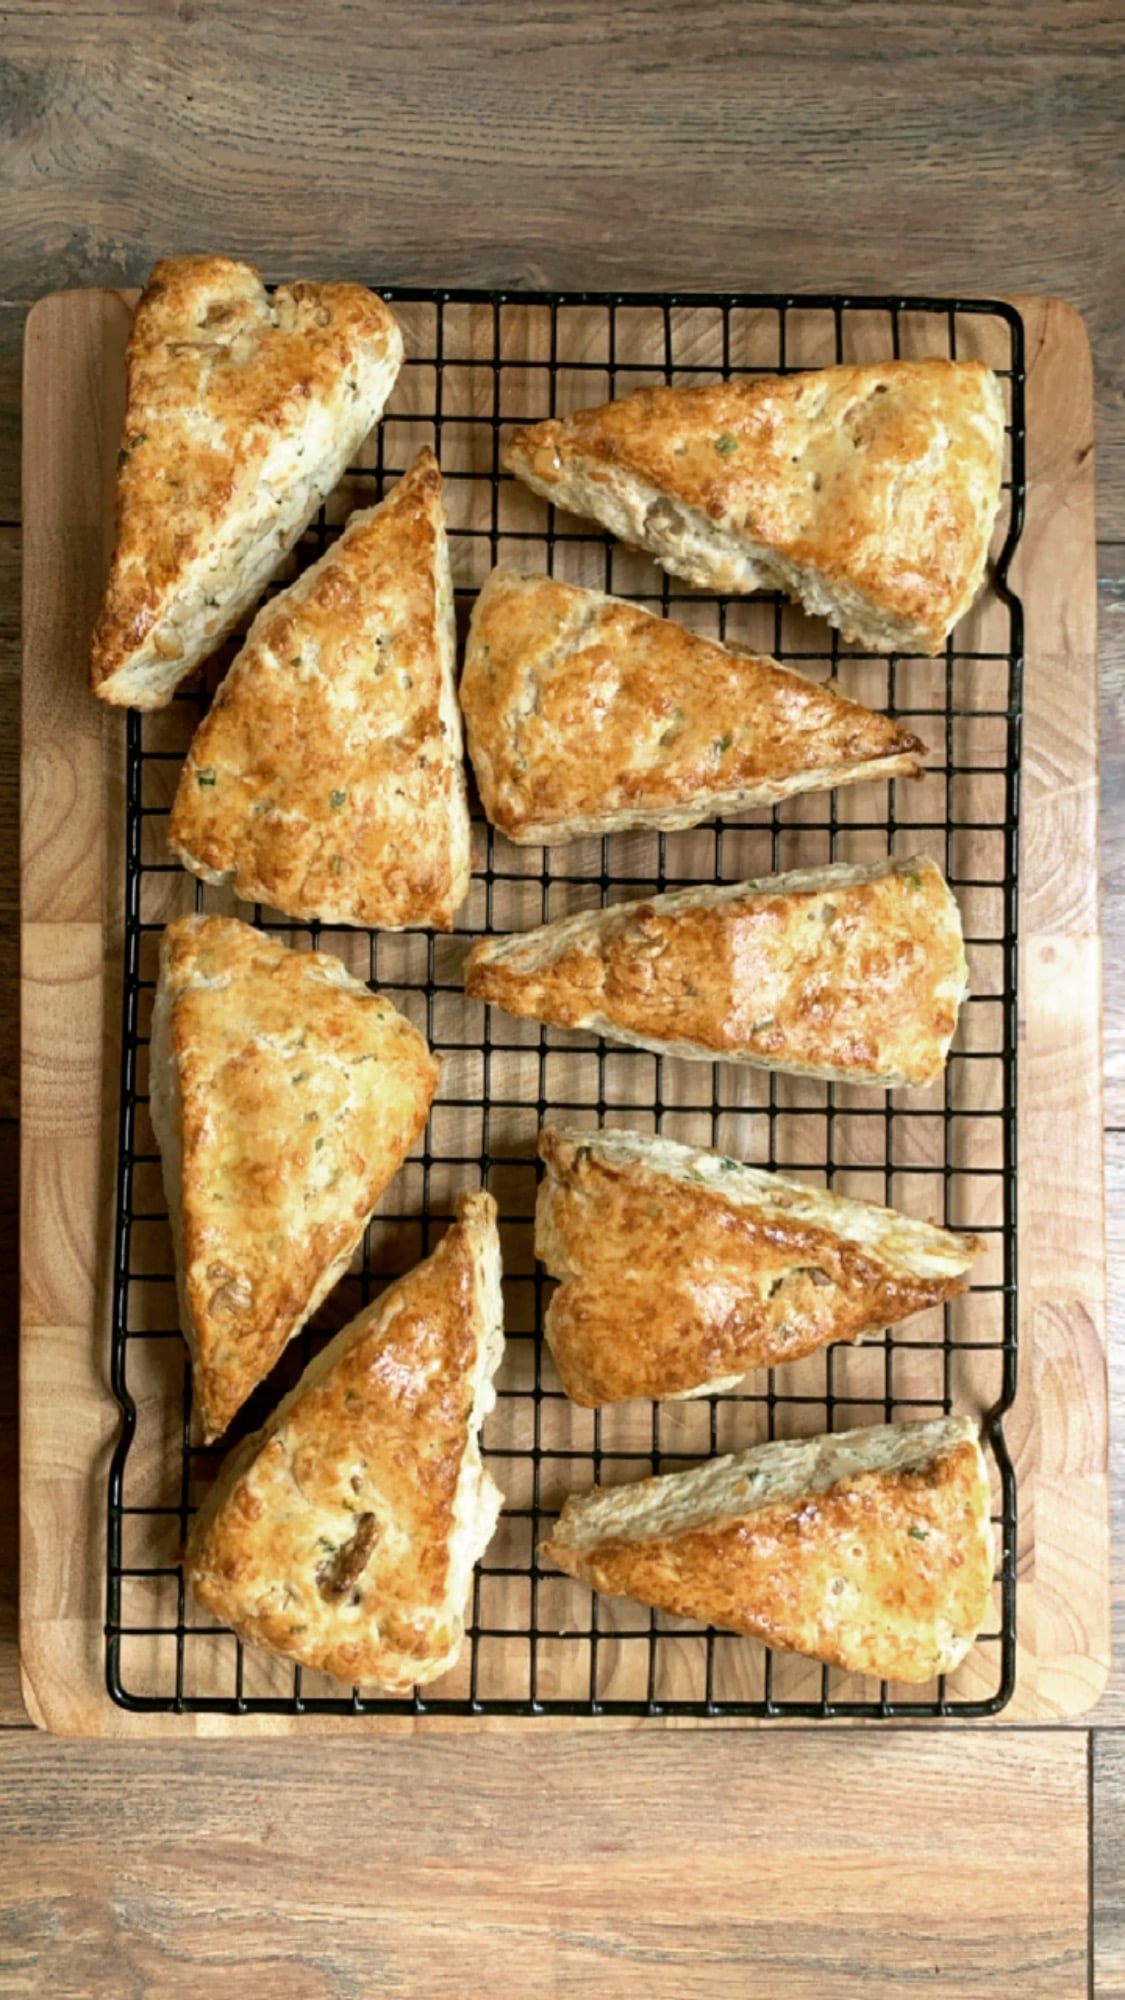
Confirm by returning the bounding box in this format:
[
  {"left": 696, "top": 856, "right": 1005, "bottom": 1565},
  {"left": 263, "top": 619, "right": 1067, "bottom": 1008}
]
[
  {"left": 541, "top": 1415, "right": 994, "bottom": 1682},
  {"left": 185, "top": 1192, "right": 505, "bottom": 1691},
  {"left": 151, "top": 914, "right": 439, "bottom": 1440},
  {"left": 461, "top": 569, "right": 924, "bottom": 843},
  {"left": 504, "top": 361, "right": 1005, "bottom": 654},
  {"left": 169, "top": 449, "right": 470, "bottom": 929},
  {"left": 536, "top": 1126, "right": 983, "bottom": 1406},
  {"left": 90, "top": 255, "right": 404, "bottom": 707},
  {"left": 465, "top": 854, "right": 968, "bottom": 1088}
]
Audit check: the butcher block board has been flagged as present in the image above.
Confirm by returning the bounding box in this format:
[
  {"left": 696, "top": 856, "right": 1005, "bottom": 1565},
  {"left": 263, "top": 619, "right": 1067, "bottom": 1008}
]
[{"left": 19, "top": 288, "right": 1106, "bottom": 1735}]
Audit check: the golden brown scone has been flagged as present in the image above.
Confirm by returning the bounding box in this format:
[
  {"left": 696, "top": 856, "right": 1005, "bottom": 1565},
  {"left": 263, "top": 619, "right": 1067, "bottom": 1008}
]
[
  {"left": 461, "top": 569, "right": 925, "bottom": 843},
  {"left": 168, "top": 450, "right": 470, "bottom": 930},
  {"left": 465, "top": 854, "right": 968, "bottom": 1089},
  {"left": 149, "top": 914, "right": 439, "bottom": 1441},
  {"left": 90, "top": 255, "right": 404, "bottom": 708},
  {"left": 185, "top": 1191, "right": 505, "bottom": 1693},
  {"left": 503, "top": 361, "right": 1005, "bottom": 655},
  {"left": 536, "top": 1126, "right": 984, "bottom": 1406},
  {"left": 540, "top": 1415, "right": 994, "bottom": 1682}
]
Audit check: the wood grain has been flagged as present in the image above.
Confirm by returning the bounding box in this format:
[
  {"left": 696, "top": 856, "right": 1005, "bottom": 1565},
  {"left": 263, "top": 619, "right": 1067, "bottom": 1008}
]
[
  {"left": 0, "top": 1122, "right": 21, "bottom": 1726},
  {"left": 1089, "top": 1128, "right": 1125, "bottom": 1726},
  {"left": 1010, "top": 297, "right": 1106, "bottom": 1718},
  {"left": 0, "top": 307, "right": 23, "bottom": 521},
  {"left": 1102, "top": 543, "right": 1125, "bottom": 1126},
  {"left": 1097, "top": 1731, "right": 1125, "bottom": 1999},
  {"left": 0, "top": 1730, "right": 1090, "bottom": 1997},
  {"left": 2, "top": 2, "right": 1125, "bottom": 534},
  {"left": 17, "top": 288, "right": 1106, "bottom": 1733},
  {"left": 0, "top": 531, "right": 20, "bottom": 1122},
  {"left": 1073, "top": 594, "right": 1125, "bottom": 1732},
  {"left": 0, "top": 529, "right": 16, "bottom": 1715}
]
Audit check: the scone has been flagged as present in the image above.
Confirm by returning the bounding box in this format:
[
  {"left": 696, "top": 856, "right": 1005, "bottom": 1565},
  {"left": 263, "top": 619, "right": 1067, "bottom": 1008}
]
[
  {"left": 149, "top": 914, "right": 439, "bottom": 1441},
  {"left": 465, "top": 853, "right": 968, "bottom": 1088},
  {"left": 461, "top": 569, "right": 924, "bottom": 843},
  {"left": 540, "top": 1415, "right": 995, "bottom": 1682},
  {"left": 90, "top": 255, "right": 404, "bottom": 708},
  {"left": 168, "top": 450, "right": 470, "bottom": 931},
  {"left": 536, "top": 1125, "right": 984, "bottom": 1406},
  {"left": 504, "top": 361, "right": 1005, "bottom": 655},
  {"left": 185, "top": 1191, "right": 504, "bottom": 1693}
]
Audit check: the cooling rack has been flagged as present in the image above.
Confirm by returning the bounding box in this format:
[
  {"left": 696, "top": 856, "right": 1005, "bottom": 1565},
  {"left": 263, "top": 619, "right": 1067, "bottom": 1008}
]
[{"left": 104, "top": 290, "right": 1024, "bottom": 1719}]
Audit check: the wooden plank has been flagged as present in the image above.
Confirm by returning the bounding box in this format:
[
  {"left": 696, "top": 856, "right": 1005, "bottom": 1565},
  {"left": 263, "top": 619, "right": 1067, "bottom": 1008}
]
[
  {"left": 1096, "top": 1732, "right": 1125, "bottom": 1999},
  {"left": 19, "top": 290, "right": 1105, "bottom": 1733},
  {"left": 0, "top": 1730, "right": 1091, "bottom": 1996},
  {"left": 1007, "top": 297, "right": 1106, "bottom": 1719},
  {"left": 18, "top": 290, "right": 128, "bottom": 1735},
  {"left": 2, "top": 2, "right": 1125, "bottom": 532}
]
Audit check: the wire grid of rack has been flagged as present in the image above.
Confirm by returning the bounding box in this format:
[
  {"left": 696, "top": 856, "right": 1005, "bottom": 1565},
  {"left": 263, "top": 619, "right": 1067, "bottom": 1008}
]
[{"left": 105, "top": 290, "right": 1024, "bottom": 1720}]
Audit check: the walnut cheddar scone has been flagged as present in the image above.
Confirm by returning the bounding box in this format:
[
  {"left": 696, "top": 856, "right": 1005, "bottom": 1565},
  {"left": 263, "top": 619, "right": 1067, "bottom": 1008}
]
[
  {"left": 185, "top": 1191, "right": 505, "bottom": 1693},
  {"left": 91, "top": 255, "right": 404, "bottom": 708},
  {"left": 536, "top": 1126, "right": 984, "bottom": 1406},
  {"left": 169, "top": 449, "right": 471, "bottom": 931},
  {"left": 150, "top": 914, "right": 439, "bottom": 1441},
  {"left": 461, "top": 569, "right": 925, "bottom": 844},
  {"left": 504, "top": 360, "right": 1005, "bottom": 655},
  {"left": 540, "top": 1415, "right": 995, "bottom": 1683},
  {"left": 465, "top": 854, "right": 969, "bottom": 1089}
]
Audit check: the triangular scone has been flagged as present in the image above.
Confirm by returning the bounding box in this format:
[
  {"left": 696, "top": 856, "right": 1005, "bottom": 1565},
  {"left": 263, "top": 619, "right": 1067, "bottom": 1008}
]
[
  {"left": 540, "top": 1416, "right": 994, "bottom": 1682},
  {"left": 462, "top": 569, "right": 925, "bottom": 843},
  {"left": 90, "top": 255, "right": 404, "bottom": 709},
  {"left": 168, "top": 450, "right": 470, "bottom": 930},
  {"left": 465, "top": 854, "right": 968, "bottom": 1089},
  {"left": 504, "top": 360, "right": 1005, "bottom": 655},
  {"left": 149, "top": 914, "right": 439, "bottom": 1441},
  {"left": 184, "top": 1191, "right": 505, "bottom": 1692},
  {"left": 537, "top": 1126, "right": 984, "bottom": 1406}
]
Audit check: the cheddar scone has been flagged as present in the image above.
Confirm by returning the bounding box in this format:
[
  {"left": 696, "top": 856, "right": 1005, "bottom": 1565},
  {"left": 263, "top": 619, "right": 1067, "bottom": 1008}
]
[
  {"left": 169, "top": 450, "right": 470, "bottom": 930},
  {"left": 150, "top": 914, "right": 439, "bottom": 1441},
  {"left": 465, "top": 854, "right": 968, "bottom": 1088},
  {"left": 504, "top": 361, "right": 1005, "bottom": 655},
  {"left": 185, "top": 1191, "right": 504, "bottom": 1693},
  {"left": 536, "top": 1126, "right": 984, "bottom": 1406},
  {"left": 540, "top": 1415, "right": 995, "bottom": 1682},
  {"left": 90, "top": 255, "right": 404, "bottom": 708},
  {"left": 461, "top": 569, "right": 925, "bottom": 843}
]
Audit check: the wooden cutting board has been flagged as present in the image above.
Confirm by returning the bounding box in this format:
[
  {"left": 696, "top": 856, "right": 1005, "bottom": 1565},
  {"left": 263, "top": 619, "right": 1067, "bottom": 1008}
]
[{"left": 19, "top": 288, "right": 1106, "bottom": 1735}]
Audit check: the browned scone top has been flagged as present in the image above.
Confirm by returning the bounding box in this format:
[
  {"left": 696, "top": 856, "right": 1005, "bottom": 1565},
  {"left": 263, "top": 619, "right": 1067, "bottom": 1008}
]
[
  {"left": 503, "top": 361, "right": 1005, "bottom": 655},
  {"left": 185, "top": 1191, "right": 505, "bottom": 1692},
  {"left": 90, "top": 255, "right": 404, "bottom": 708},
  {"left": 461, "top": 569, "right": 925, "bottom": 843},
  {"left": 465, "top": 854, "right": 968, "bottom": 1088},
  {"left": 149, "top": 914, "right": 440, "bottom": 1441},
  {"left": 169, "top": 450, "right": 470, "bottom": 930},
  {"left": 540, "top": 1416, "right": 994, "bottom": 1682},
  {"left": 536, "top": 1126, "right": 984, "bottom": 1406}
]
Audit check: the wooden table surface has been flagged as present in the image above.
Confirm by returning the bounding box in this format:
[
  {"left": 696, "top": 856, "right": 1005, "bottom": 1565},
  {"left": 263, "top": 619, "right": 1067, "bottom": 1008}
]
[{"left": 2, "top": 4, "right": 1122, "bottom": 1992}]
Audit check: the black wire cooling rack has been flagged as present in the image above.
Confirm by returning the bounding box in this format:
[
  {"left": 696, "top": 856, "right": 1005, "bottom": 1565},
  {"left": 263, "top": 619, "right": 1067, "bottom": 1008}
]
[{"left": 105, "top": 290, "right": 1024, "bottom": 1719}]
